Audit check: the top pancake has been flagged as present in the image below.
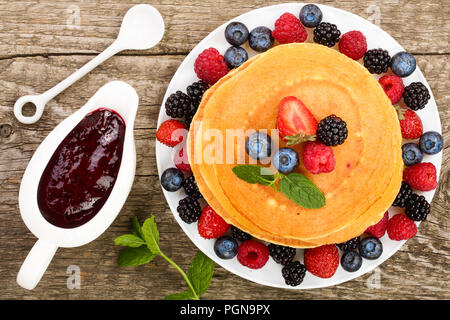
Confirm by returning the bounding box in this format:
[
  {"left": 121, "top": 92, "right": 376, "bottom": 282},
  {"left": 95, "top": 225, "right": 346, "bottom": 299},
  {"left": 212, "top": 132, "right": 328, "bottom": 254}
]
[{"left": 188, "top": 43, "right": 403, "bottom": 247}]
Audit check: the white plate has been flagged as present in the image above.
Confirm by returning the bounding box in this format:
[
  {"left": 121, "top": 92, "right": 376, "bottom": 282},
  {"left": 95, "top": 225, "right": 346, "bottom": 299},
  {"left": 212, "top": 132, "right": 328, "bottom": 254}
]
[{"left": 156, "top": 3, "right": 442, "bottom": 289}]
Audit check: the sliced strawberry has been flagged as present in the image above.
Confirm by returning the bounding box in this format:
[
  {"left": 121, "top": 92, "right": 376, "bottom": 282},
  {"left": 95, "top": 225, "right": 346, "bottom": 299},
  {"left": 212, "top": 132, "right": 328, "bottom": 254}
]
[
  {"left": 174, "top": 142, "right": 192, "bottom": 173},
  {"left": 277, "top": 96, "right": 318, "bottom": 145}
]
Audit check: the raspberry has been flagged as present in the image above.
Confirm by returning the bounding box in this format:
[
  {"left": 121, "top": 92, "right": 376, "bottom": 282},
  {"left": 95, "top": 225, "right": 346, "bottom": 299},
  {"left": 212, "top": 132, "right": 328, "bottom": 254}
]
[
  {"left": 303, "top": 141, "right": 336, "bottom": 174},
  {"left": 174, "top": 144, "right": 192, "bottom": 173},
  {"left": 304, "top": 244, "right": 339, "bottom": 278},
  {"left": 273, "top": 13, "right": 307, "bottom": 44},
  {"left": 156, "top": 120, "right": 187, "bottom": 147},
  {"left": 403, "top": 162, "right": 438, "bottom": 191},
  {"left": 237, "top": 240, "right": 269, "bottom": 269},
  {"left": 387, "top": 214, "right": 417, "bottom": 241},
  {"left": 198, "top": 205, "right": 230, "bottom": 239},
  {"left": 379, "top": 75, "right": 404, "bottom": 104},
  {"left": 194, "top": 48, "right": 229, "bottom": 85},
  {"left": 398, "top": 109, "right": 423, "bottom": 140},
  {"left": 365, "top": 211, "right": 389, "bottom": 238},
  {"left": 338, "top": 31, "right": 367, "bottom": 60}
]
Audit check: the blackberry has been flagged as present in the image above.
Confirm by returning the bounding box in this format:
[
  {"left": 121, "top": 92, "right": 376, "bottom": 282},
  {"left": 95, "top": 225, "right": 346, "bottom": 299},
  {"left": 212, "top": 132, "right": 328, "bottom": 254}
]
[
  {"left": 313, "top": 22, "right": 341, "bottom": 47},
  {"left": 363, "top": 49, "right": 391, "bottom": 74},
  {"left": 187, "top": 80, "right": 209, "bottom": 108},
  {"left": 317, "top": 115, "right": 348, "bottom": 146},
  {"left": 392, "top": 181, "right": 413, "bottom": 207},
  {"left": 403, "top": 82, "right": 430, "bottom": 111},
  {"left": 268, "top": 244, "right": 296, "bottom": 265},
  {"left": 177, "top": 196, "right": 202, "bottom": 224},
  {"left": 337, "top": 236, "right": 360, "bottom": 252},
  {"left": 282, "top": 261, "right": 306, "bottom": 287},
  {"left": 185, "top": 81, "right": 209, "bottom": 126},
  {"left": 405, "top": 194, "right": 430, "bottom": 221},
  {"left": 183, "top": 175, "right": 202, "bottom": 200},
  {"left": 165, "top": 91, "right": 194, "bottom": 119},
  {"left": 231, "top": 226, "right": 252, "bottom": 241}
]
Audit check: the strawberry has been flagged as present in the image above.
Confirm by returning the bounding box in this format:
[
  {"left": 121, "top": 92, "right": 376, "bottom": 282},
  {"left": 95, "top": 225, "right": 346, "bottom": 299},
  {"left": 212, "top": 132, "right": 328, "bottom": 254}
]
[
  {"left": 156, "top": 120, "right": 187, "bottom": 147},
  {"left": 403, "top": 162, "right": 438, "bottom": 191},
  {"left": 277, "top": 96, "right": 318, "bottom": 145},
  {"left": 174, "top": 143, "right": 192, "bottom": 173},
  {"left": 387, "top": 214, "right": 417, "bottom": 241},
  {"left": 398, "top": 108, "right": 423, "bottom": 140},
  {"left": 365, "top": 211, "right": 389, "bottom": 238},
  {"left": 304, "top": 244, "right": 339, "bottom": 278},
  {"left": 198, "top": 205, "right": 230, "bottom": 239}
]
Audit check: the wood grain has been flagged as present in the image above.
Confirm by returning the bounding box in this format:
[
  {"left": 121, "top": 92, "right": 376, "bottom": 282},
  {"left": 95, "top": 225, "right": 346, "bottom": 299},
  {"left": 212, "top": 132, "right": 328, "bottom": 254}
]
[{"left": 0, "top": 0, "right": 449, "bottom": 300}]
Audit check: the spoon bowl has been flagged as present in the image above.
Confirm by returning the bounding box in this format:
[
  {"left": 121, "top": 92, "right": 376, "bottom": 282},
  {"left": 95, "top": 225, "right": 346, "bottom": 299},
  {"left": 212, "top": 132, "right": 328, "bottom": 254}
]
[
  {"left": 17, "top": 81, "right": 139, "bottom": 290},
  {"left": 13, "top": 4, "right": 164, "bottom": 124},
  {"left": 116, "top": 4, "right": 165, "bottom": 50}
]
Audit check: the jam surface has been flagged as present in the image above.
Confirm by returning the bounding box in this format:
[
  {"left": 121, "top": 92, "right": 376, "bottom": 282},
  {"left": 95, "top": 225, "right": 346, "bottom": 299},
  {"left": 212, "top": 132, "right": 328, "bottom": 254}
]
[{"left": 37, "top": 108, "right": 125, "bottom": 228}]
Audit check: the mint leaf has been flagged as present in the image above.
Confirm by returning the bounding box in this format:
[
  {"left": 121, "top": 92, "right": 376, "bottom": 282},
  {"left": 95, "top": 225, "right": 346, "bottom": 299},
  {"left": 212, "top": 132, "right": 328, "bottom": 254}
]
[
  {"left": 279, "top": 173, "right": 326, "bottom": 209},
  {"left": 164, "top": 290, "right": 195, "bottom": 300},
  {"left": 232, "top": 165, "right": 276, "bottom": 186},
  {"left": 118, "top": 246, "right": 155, "bottom": 267},
  {"left": 114, "top": 234, "right": 145, "bottom": 248},
  {"left": 132, "top": 216, "right": 143, "bottom": 238},
  {"left": 187, "top": 251, "right": 215, "bottom": 296},
  {"left": 142, "top": 215, "right": 160, "bottom": 254}
]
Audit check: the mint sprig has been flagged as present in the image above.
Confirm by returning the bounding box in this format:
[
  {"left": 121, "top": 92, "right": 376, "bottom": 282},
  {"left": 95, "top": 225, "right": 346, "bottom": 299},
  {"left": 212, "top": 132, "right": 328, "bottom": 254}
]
[
  {"left": 232, "top": 165, "right": 326, "bottom": 209},
  {"left": 114, "top": 215, "right": 215, "bottom": 300}
]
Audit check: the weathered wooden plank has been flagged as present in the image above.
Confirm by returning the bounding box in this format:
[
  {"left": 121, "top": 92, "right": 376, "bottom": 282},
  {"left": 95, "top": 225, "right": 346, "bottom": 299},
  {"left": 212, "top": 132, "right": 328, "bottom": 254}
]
[
  {"left": 0, "top": 54, "right": 447, "bottom": 130},
  {"left": 0, "top": 29, "right": 449, "bottom": 299},
  {"left": 0, "top": 0, "right": 449, "bottom": 58},
  {"left": 0, "top": 174, "right": 449, "bottom": 300}
]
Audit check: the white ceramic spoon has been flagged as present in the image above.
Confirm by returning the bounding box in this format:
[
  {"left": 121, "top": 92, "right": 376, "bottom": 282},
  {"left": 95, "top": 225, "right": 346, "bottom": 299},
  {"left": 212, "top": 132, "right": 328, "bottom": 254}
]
[
  {"left": 13, "top": 4, "right": 164, "bottom": 124},
  {"left": 16, "top": 81, "right": 139, "bottom": 290}
]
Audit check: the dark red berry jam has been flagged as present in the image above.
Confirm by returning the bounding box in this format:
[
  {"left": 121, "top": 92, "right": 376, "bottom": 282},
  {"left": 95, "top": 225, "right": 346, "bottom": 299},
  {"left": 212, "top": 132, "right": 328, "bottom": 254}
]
[{"left": 37, "top": 108, "right": 125, "bottom": 228}]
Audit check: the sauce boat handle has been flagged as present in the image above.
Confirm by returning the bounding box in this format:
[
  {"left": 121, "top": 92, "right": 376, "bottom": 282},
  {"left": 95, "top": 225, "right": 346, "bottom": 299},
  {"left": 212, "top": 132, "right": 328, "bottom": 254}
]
[{"left": 17, "top": 239, "right": 58, "bottom": 290}]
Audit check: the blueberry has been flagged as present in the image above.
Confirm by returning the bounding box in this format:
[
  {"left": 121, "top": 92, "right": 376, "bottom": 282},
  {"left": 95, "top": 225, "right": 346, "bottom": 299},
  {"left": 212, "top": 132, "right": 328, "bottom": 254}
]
[
  {"left": 245, "top": 132, "right": 272, "bottom": 160},
  {"left": 214, "top": 236, "right": 238, "bottom": 259},
  {"left": 390, "top": 52, "right": 416, "bottom": 77},
  {"left": 340, "top": 250, "right": 363, "bottom": 272},
  {"left": 299, "top": 4, "right": 323, "bottom": 28},
  {"left": 359, "top": 237, "right": 383, "bottom": 260},
  {"left": 225, "top": 22, "right": 249, "bottom": 46},
  {"left": 224, "top": 46, "right": 248, "bottom": 69},
  {"left": 419, "top": 131, "right": 443, "bottom": 155},
  {"left": 161, "top": 168, "right": 184, "bottom": 192},
  {"left": 402, "top": 143, "right": 423, "bottom": 166},
  {"left": 249, "top": 26, "right": 274, "bottom": 52},
  {"left": 273, "top": 148, "right": 299, "bottom": 174}
]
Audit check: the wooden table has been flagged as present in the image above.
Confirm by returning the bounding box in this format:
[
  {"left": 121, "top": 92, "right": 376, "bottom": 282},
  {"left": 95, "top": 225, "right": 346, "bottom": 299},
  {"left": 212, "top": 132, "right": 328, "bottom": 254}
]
[{"left": 0, "top": 0, "right": 448, "bottom": 300}]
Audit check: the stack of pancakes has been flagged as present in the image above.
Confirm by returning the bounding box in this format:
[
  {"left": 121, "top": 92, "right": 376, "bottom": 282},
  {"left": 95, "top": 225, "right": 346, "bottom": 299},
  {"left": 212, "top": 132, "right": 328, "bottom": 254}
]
[{"left": 187, "top": 43, "right": 403, "bottom": 248}]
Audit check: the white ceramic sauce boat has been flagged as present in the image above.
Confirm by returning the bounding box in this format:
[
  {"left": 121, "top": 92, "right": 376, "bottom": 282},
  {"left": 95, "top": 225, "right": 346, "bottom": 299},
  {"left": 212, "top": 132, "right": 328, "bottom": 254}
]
[{"left": 16, "top": 81, "right": 139, "bottom": 290}]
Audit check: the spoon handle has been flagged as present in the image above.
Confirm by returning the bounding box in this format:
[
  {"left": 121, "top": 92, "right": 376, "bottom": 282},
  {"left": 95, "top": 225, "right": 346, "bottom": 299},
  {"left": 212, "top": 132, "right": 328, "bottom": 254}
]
[{"left": 14, "top": 41, "right": 122, "bottom": 124}]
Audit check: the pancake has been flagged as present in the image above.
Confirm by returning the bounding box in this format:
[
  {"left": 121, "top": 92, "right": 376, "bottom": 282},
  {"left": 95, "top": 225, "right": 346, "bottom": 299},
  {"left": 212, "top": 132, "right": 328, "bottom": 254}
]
[{"left": 188, "top": 43, "right": 403, "bottom": 247}]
